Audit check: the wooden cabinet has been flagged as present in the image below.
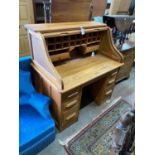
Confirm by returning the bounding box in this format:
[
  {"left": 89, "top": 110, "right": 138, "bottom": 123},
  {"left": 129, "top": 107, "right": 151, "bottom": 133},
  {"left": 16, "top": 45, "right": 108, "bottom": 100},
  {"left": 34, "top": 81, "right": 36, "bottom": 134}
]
[
  {"left": 51, "top": 0, "right": 107, "bottom": 22},
  {"left": 33, "top": 0, "right": 52, "bottom": 23},
  {"left": 51, "top": 0, "right": 92, "bottom": 22},
  {"left": 33, "top": 0, "right": 45, "bottom": 23},
  {"left": 19, "top": 0, "right": 34, "bottom": 57},
  {"left": 116, "top": 41, "right": 135, "bottom": 82},
  {"left": 25, "top": 22, "right": 124, "bottom": 131},
  {"left": 109, "top": 0, "right": 132, "bottom": 15}
]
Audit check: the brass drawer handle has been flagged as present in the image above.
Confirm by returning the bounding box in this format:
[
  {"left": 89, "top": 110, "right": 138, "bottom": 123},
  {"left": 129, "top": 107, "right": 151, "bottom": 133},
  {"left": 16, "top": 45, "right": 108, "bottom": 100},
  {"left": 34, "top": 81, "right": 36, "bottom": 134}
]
[
  {"left": 111, "top": 72, "right": 117, "bottom": 76},
  {"left": 65, "top": 100, "right": 78, "bottom": 109},
  {"left": 66, "top": 113, "right": 76, "bottom": 121},
  {"left": 105, "top": 90, "right": 112, "bottom": 95},
  {"left": 68, "top": 91, "right": 79, "bottom": 98},
  {"left": 108, "top": 79, "right": 115, "bottom": 84}
]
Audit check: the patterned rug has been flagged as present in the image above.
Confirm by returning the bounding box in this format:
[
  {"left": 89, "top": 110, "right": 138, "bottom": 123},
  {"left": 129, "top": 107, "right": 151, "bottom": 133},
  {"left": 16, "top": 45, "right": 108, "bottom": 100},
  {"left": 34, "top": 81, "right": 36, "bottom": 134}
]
[{"left": 64, "top": 99, "right": 132, "bottom": 155}]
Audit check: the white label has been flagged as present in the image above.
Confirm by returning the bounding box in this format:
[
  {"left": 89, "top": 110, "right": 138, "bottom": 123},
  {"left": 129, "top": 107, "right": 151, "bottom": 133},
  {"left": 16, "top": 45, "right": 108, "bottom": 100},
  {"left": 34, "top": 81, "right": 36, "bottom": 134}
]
[
  {"left": 91, "top": 51, "right": 95, "bottom": 57},
  {"left": 80, "top": 26, "right": 85, "bottom": 35}
]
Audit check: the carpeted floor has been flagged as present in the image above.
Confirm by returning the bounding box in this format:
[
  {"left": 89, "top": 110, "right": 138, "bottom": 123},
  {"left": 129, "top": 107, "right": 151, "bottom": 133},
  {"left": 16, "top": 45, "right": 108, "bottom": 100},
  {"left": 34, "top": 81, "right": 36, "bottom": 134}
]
[
  {"left": 64, "top": 99, "right": 132, "bottom": 155},
  {"left": 38, "top": 67, "right": 135, "bottom": 155}
]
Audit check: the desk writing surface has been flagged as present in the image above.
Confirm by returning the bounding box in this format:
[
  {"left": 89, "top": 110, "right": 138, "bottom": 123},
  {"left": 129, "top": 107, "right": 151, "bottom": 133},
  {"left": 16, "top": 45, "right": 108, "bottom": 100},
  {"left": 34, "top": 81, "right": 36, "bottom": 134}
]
[{"left": 55, "top": 54, "right": 123, "bottom": 91}]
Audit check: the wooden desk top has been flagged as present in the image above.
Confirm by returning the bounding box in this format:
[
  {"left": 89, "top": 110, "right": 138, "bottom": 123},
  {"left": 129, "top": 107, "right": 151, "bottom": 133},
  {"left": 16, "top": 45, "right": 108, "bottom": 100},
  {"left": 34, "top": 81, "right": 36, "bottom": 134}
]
[
  {"left": 25, "top": 21, "right": 106, "bottom": 33},
  {"left": 55, "top": 54, "right": 123, "bottom": 91}
]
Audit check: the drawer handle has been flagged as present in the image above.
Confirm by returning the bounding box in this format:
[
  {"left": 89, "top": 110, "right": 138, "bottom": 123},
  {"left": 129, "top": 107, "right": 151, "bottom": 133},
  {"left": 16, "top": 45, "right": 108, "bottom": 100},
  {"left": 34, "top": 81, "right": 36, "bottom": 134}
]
[
  {"left": 106, "top": 90, "right": 112, "bottom": 95},
  {"left": 65, "top": 100, "right": 78, "bottom": 109},
  {"left": 68, "top": 91, "right": 79, "bottom": 98},
  {"left": 108, "top": 79, "right": 115, "bottom": 84},
  {"left": 111, "top": 72, "right": 117, "bottom": 76},
  {"left": 66, "top": 113, "right": 76, "bottom": 121}
]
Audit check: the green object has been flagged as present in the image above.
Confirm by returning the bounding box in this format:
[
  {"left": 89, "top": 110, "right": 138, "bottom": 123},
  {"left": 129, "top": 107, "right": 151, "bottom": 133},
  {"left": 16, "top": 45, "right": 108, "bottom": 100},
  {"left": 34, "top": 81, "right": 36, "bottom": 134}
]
[{"left": 64, "top": 99, "right": 132, "bottom": 155}]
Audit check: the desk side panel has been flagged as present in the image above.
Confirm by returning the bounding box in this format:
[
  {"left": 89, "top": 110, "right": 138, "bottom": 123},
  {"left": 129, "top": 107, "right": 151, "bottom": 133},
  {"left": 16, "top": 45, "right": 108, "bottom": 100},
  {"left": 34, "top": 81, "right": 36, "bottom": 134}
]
[
  {"left": 32, "top": 64, "right": 63, "bottom": 130},
  {"left": 29, "top": 31, "right": 63, "bottom": 90},
  {"left": 99, "top": 28, "right": 124, "bottom": 63}
]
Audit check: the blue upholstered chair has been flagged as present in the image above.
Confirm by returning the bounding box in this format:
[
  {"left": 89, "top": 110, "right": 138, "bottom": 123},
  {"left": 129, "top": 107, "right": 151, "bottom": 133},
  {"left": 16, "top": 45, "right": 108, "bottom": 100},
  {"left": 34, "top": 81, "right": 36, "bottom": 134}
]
[{"left": 19, "top": 56, "right": 56, "bottom": 155}]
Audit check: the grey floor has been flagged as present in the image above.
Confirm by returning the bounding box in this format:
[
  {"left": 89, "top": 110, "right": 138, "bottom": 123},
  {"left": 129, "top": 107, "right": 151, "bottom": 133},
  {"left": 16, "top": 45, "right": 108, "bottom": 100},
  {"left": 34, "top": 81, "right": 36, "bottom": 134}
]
[{"left": 38, "top": 67, "right": 135, "bottom": 155}]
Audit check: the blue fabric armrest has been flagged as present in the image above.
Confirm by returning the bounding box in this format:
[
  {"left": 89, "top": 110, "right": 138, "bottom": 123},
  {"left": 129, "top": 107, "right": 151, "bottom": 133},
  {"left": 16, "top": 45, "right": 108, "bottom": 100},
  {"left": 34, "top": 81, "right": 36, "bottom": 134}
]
[
  {"left": 19, "top": 93, "right": 30, "bottom": 105},
  {"left": 29, "top": 92, "right": 52, "bottom": 119},
  {"left": 19, "top": 67, "right": 52, "bottom": 119},
  {"left": 19, "top": 56, "right": 32, "bottom": 71},
  {"left": 19, "top": 70, "right": 35, "bottom": 94}
]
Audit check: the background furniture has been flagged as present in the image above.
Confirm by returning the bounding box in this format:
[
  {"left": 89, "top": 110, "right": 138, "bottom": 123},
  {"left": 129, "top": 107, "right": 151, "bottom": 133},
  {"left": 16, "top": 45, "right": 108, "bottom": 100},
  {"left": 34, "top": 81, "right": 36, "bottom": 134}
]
[
  {"left": 104, "top": 15, "right": 135, "bottom": 46},
  {"left": 51, "top": 0, "right": 92, "bottom": 22},
  {"left": 128, "top": 0, "right": 135, "bottom": 15},
  {"left": 25, "top": 21, "right": 123, "bottom": 131},
  {"left": 19, "top": 0, "right": 34, "bottom": 57},
  {"left": 19, "top": 56, "right": 56, "bottom": 155},
  {"left": 103, "top": 15, "right": 135, "bottom": 82},
  {"left": 109, "top": 0, "right": 132, "bottom": 15},
  {"left": 91, "top": 0, "right": 107, "bottom": 17},
  {"left": 116, "top": 41, "right": 135, "bottom": 82},
  {"left": 33, "top": 0, "right": 52, "bottom": 23},
  {"left": 33, "top": 0, "right": 108, "bottom": 23}
]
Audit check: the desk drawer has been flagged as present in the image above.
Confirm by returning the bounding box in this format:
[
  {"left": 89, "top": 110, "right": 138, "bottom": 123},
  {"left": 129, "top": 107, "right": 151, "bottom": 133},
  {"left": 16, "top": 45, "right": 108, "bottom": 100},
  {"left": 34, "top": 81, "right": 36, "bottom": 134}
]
[
  {"left": 62, "top": 88, "right": 82, "bottom": 101},
  {"left": 104, "top": 71, "right": 117, "bottom": 91},
  {"left": 62, "top": 96, "right": 80, "bottom": 112},
  {"left": 104, "top": 93, "right": 112, "bottom": 102},
  {"left": 62, "top": 105, "right": 79, "bottom": 128},
  {"left": 110, "top": 70, "right": 118, "bottom": 78},
  {"left": 105, "top": 89, "right": 113, "bottom": 96},
  {"left": 105, "top": 78, "right": 115, "bottom": 90}
]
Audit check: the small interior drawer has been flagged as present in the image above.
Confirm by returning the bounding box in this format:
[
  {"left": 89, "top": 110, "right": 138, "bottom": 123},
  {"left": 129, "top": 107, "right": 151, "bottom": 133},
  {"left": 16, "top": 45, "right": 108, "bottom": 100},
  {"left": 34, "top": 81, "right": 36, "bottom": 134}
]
[
  {"left": 50, "top": 52, "right": 70, "bottom": 62},
  {"left": 78, "top": 43, "right": 100, "bottom": 54}
]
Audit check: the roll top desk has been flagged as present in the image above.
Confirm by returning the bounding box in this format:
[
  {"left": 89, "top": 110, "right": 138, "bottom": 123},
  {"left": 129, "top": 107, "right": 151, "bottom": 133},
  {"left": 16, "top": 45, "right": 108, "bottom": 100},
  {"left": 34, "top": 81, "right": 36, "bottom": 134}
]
[{"left": 25, "top": 22, "right": 124, "bottom": 131}]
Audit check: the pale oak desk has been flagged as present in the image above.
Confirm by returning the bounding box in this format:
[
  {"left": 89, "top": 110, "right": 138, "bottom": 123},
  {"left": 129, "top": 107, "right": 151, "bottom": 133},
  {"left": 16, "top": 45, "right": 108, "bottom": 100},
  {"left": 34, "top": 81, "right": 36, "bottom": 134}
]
[{"left": 25, "top": 22, "right": 124, "bottom": 131}]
